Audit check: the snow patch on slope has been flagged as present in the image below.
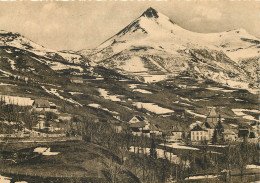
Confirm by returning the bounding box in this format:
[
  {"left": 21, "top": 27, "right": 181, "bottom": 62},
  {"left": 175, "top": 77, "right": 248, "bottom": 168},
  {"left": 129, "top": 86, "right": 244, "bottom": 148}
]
[{"left": 120, "top": 56, "right": 148, "bottom": 72}]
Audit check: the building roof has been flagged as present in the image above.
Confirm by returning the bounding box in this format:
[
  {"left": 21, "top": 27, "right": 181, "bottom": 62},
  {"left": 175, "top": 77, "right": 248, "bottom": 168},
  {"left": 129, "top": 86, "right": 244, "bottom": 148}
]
[
  {"left": 135, "top": 115, "right": 145, "bottom": 121},
  {"left": 207, "top": 107, "right": 218, "bottom": 118},
  {"left": 201, "top": 122, "right": 215, "bottom": 129},
  {"left": 129, "top": 121, "right": 146, "bottom": 128},
  {"left": 191, "top": 124, "right": 207, "bottom": 131},
  {"left": 150, "top": 124, "right": 160, "bottom": 131},
  {"left": 33, "top": 99, "right": 50, "bottom": 108}
]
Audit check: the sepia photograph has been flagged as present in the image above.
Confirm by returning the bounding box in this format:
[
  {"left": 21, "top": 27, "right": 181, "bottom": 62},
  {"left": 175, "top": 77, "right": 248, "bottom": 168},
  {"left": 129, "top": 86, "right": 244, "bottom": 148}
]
[{"left": 0, "top": 0, "right": 259, "bottom": 182}]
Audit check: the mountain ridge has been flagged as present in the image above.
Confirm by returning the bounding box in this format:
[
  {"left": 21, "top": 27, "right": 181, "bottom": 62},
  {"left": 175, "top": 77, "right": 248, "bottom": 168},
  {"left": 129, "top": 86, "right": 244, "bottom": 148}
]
[
  {"left": 0, "top": 30, "right": 85, "bottom": 64},
  {"left": 79, "top": 7, "right": 259, "bottom": 91},
  {"left": 0, "top": 7, "right": 258, "bottom": 92}
]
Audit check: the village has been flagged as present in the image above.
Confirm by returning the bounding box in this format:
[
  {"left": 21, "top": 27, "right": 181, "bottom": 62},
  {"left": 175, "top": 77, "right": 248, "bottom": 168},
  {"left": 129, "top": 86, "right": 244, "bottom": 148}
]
[
  {"left": 116, "top": 107, "right": 258, "bottom": 145},
  {"left": 0, "top": 95, "right": 259, "bottom": 182},
  {"left": 0, "top": 95, "right": 258, "bottom": 147}
]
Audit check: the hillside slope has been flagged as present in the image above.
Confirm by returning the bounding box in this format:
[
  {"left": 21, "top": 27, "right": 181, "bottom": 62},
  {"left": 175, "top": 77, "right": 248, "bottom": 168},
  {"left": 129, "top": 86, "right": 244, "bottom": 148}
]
[
  {"left": 0, "top": 31, "right": 90, "bottom": 85},
  {"left": 0, "top": 30, "right": 86, "bottom": 64}
]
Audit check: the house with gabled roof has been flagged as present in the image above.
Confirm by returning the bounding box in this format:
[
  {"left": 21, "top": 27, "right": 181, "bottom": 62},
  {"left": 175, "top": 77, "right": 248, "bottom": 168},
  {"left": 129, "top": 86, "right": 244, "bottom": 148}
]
[
  {"left": 237, "top": 126, "right": 258, "bottom": 143},
  {"left": 190, "top": 112, "right": 234, "bottom": 143},
  {"left": 190, "top": 124, "right": 209, "bottom": 142},
  {"left": 128, "top": 116, "right": 151, "bottom": 137},
  {"left": 129, "top": 115, "right": 147, "bottom": 124},
  {"left": 190, "top": 119, "right": 218, "bottom": 142},
  {"left": 129, "top": 121, "right": 148, "bottom": 136},
  {"left": 189, "top": 107, "right": 219, "bottom": 142}
]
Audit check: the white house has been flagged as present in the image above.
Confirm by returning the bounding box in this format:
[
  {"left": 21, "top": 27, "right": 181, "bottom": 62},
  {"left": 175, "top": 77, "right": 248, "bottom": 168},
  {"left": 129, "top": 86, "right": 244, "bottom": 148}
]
[
  {"left": 190, "top": 121, "right": 215, "bottom": 142},
  {"left": 191, "top": 125, "right": 208, "bottom": 142},
  {"left": 190, "top": 108, "right": 221, "bottom": 143}
]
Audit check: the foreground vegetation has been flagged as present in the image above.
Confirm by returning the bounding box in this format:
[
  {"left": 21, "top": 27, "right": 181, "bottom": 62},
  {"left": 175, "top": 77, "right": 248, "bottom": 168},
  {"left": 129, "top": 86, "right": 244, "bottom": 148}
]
[{"left": 0, "top": 122, "right": 259, "bottom": 183}]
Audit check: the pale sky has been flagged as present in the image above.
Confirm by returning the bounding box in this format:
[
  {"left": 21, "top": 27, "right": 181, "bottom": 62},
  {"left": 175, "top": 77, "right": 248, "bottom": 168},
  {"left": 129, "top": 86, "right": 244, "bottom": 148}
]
[{"left": 0, "top": 1, "right": 259, "bottom": 51}]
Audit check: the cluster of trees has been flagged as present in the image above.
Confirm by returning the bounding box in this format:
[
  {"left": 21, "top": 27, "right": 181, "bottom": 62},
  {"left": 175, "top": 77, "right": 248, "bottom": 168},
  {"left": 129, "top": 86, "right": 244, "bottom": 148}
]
[
  {"left": 212, "top": 115, "right": 224, "bottom": 144},
  {"left": 222, "top": 141, "right": 258, "bottom": 182},
  {"left": 0, "top": 98, "right": 62, "bottom": 134},
  {"left": 65, "top": 115, "right": 84, "bottom": 136},
  {"left": 0, "top": 99, "right": 36, "bottom": 133},
  {"left": 80, "top": 120, "right": 201, "bottom": 182},
  {"left": 82, "top": 121, "right": 173, "bottom": 182},
  {"left": 189, "top": 139, "right": 258, "bottom": 182},
  {"left": 79, "top": 117, "right": 259, "bottom": 183}
]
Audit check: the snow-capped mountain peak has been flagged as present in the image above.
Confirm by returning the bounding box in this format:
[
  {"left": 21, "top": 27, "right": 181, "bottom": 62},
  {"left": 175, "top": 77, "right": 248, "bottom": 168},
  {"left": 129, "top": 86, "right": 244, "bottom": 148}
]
[
  {"left": 140, "top": 7, "right": 167, "bottom": 18},
  {"left": 80, "top": 7, "right": 259, "bottom": 91},
  {"left": 98, "top": 7, "right": 179, "bottom": 49},
  {"left": 122, "top": 7, "right": 176, "bottom": 35},
  {"left": 141, "top": 7, "right": 160, "bottom": 18},
  {"left": 96, "top": 7, "right": 259, "bottom": 59},
  {"left": 141, "top": 7, "right": 175, "bottom": 24}
]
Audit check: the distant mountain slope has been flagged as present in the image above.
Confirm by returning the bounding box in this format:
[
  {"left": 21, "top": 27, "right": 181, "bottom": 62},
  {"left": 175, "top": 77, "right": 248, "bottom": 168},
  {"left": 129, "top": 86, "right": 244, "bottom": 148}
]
[
  {"left": 0, "top": 30, "right": 85, "bottom": 64},
  {"left": 80, "top": 7, "right": 259, "bottom": 90},
  {"left": 0, "top": 30, "right": 90, "bottom": 83},
  {"left": 0, "top": 46, "right": 71, "bottom": 85}
]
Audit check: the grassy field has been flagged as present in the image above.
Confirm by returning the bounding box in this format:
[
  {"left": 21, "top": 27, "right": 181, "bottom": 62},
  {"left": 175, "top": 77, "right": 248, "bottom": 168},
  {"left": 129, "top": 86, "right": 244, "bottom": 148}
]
[{"left": 0, "top": 140, "right": 139, "bottom": 183}]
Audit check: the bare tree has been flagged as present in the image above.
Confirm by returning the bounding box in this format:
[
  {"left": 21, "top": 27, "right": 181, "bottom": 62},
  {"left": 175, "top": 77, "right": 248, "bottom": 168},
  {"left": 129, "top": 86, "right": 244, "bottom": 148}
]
[
  {"left": 104, "top": 157, "right": 123, "bottom": 183},
  {"left": 233, "top": 141, "right": 249, "bottom": 181}
]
